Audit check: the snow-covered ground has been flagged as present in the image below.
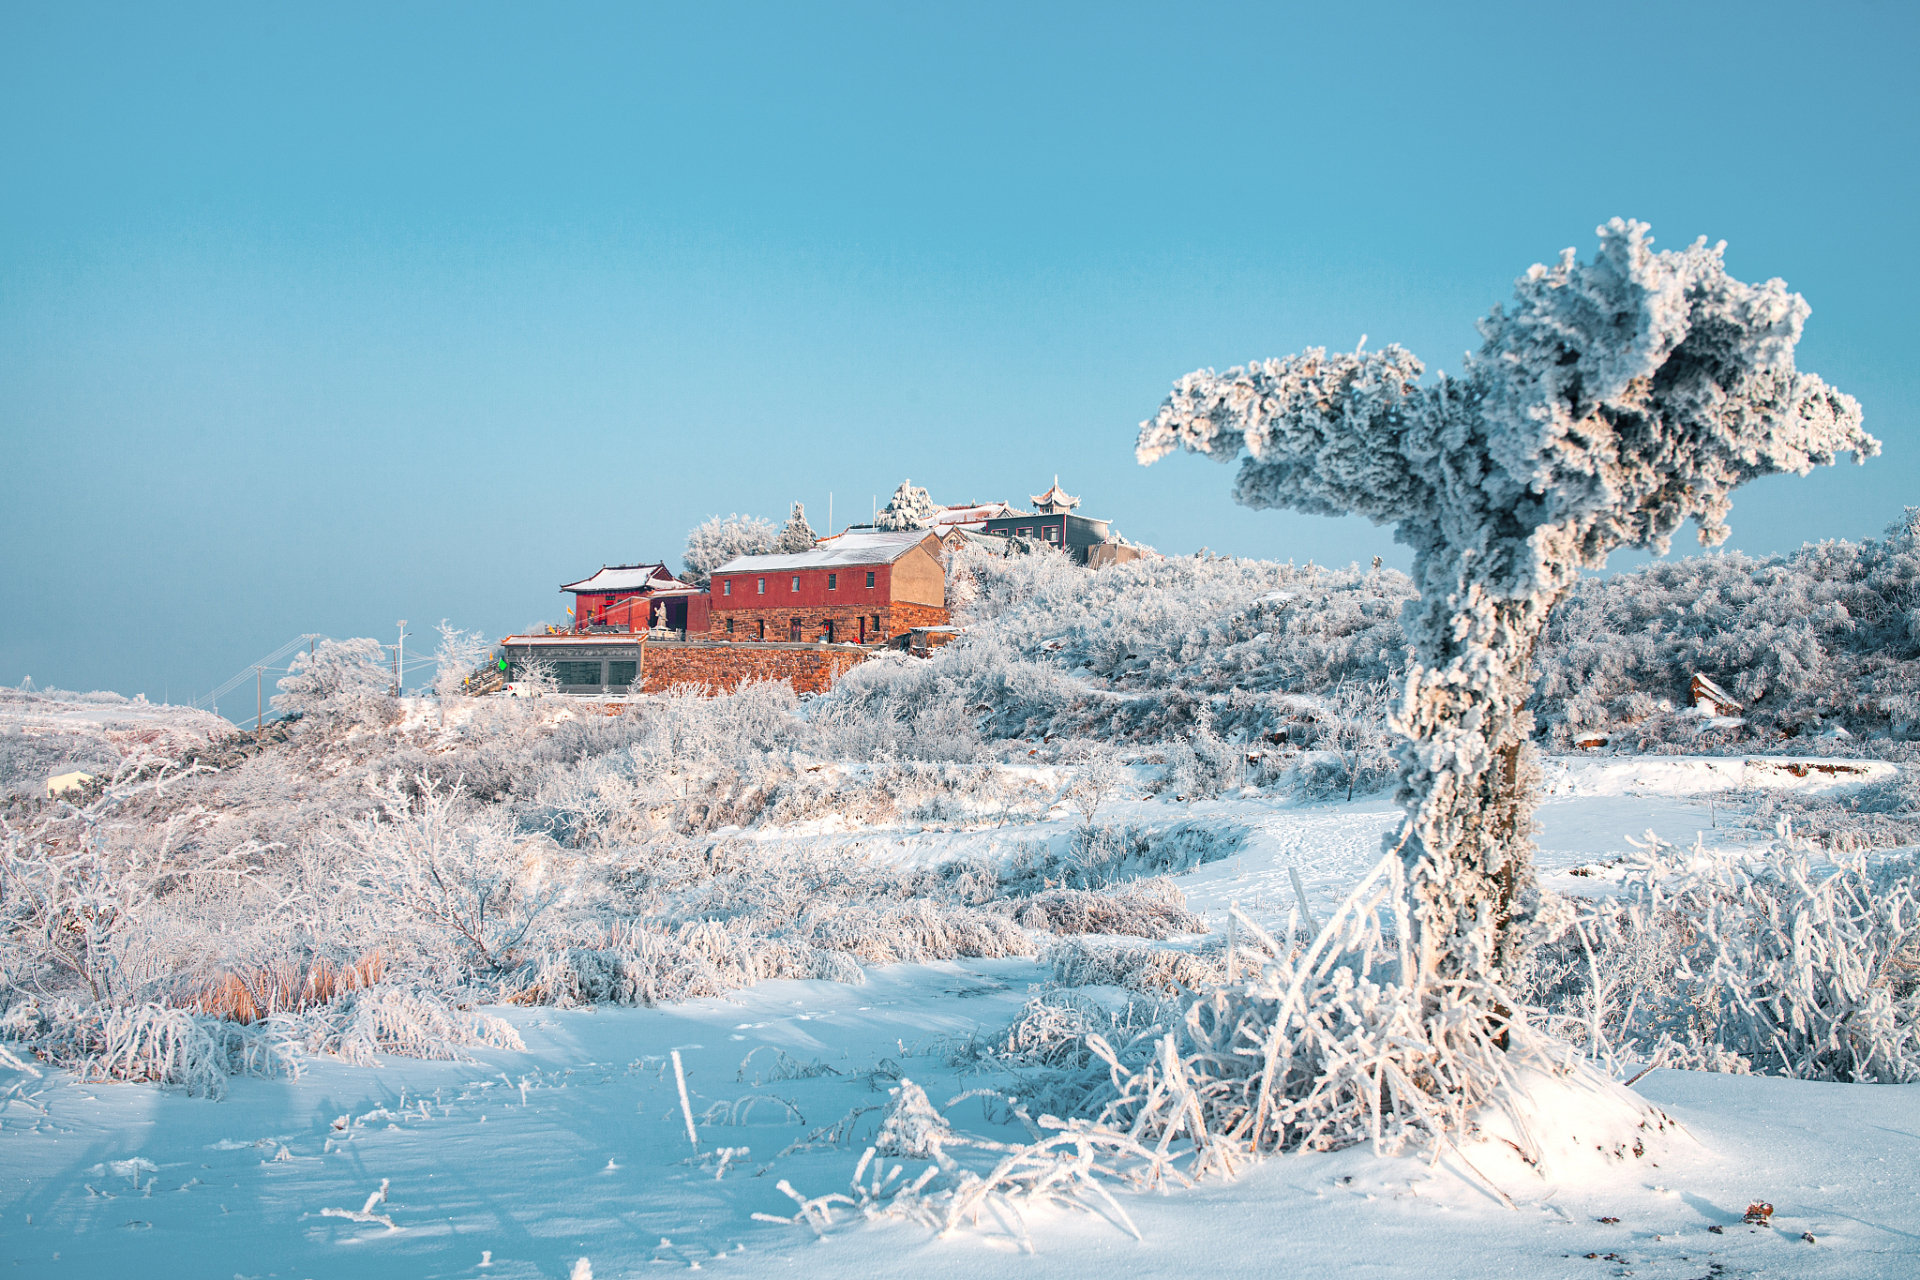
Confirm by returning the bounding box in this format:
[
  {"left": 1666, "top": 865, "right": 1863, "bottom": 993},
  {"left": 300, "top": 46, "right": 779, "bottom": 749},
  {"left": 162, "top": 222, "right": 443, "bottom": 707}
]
[{"left": 4, "top": 756, "right": 1915, "bottom": 1278}]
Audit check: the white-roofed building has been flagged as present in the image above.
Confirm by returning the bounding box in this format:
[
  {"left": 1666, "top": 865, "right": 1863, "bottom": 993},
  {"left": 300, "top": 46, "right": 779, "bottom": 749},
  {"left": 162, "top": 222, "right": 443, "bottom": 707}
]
[
  {"left": 707, "top": 528, "right": 948, "bottom": 646},
  {"left": 559, "top": 561, "right": 710, "bottom": 634}
]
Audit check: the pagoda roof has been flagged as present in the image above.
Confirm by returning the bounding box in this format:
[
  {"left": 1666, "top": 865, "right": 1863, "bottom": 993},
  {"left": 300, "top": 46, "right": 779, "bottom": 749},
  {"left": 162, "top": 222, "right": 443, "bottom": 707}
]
[
  {"left": 1029, "top": 476, "right": 1080, "bottom": 512},
  {"left": 559, "top": 562, "right": 686, "bottom": 594}
]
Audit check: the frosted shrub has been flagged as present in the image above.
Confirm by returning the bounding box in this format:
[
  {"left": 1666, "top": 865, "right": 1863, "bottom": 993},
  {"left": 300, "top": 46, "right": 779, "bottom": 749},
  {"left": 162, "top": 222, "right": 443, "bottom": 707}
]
[
  {"left": 346, "top": 774, "right": 574, "bottom": 975},
  {"left": 11, "top": 999, "right": 280, "bottom": 1098},
  {"left": 1018, "top": 878, "right": 1202, "bottom": 939},
  {"left": 290, "top": 983, "right": 525, "bottom": 1065},
  {"left": 1531, "top": 835, "right": 1920, "bottom": 1082},
  {"left": 1737, "top": 766, "right": 1920, "bottom": 851},
  {"left": 1535, "top": 508, "right": 1920, "bottom": 749},
  {"left": 1049, "top": 937, "right": 1225, "bottom": 995}
]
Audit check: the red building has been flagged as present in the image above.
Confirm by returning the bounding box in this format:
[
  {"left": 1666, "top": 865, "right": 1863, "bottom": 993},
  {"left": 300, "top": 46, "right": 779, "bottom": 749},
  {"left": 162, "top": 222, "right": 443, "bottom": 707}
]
[
  {"left": 560, "top": 562, "right": 710, "bottom": 634},
  {"left": 706, "top": 528, "right": 948, "bottom": 645}
]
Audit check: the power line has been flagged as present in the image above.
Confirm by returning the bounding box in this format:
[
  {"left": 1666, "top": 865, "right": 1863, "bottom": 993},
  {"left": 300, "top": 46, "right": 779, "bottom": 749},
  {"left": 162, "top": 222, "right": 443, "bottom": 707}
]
[{"left": 194, "top": 634, "right": 326, "bottom": 711}]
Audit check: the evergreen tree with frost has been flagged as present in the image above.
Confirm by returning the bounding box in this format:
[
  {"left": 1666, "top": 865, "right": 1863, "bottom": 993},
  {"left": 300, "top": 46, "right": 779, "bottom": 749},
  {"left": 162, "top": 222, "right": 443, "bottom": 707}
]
[
  {"left": 1136, "top": 218, "right": 1877, "bottom": 1024},
  {"left": 682, "top": 514, "right": 778, "bottom": 586},
  {"left": 775, "top": 502, "right": 817, "bottom": 553},
  {"left": 874, "top": 479, "right": 938, "bottom": 531},
  {"left": 271, "top": 638, "right": 395, "bottom": 725}
]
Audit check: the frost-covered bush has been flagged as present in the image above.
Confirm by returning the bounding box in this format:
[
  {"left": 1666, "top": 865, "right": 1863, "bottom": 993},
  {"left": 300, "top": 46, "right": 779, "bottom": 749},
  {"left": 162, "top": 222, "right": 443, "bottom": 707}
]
[
  {"left": 1524, "top": 834, "right": 1920, "bottom": 1083},
  {"left": 938, "top": 541, "right": 1413, "bottom": 747},
  {"left": 1535, "top": 508, "right": 1920, "bottom": 751},
  {"left": 1049, "top": 937, "right": 1225, "bottom": 994},
  {"left": 1738, "top": 768, "right": 1920, "bottom": 850}
]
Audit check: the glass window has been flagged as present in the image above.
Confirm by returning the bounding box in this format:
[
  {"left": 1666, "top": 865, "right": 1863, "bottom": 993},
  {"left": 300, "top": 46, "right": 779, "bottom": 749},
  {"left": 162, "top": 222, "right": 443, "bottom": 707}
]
[
  {"left": 1016, "top": 527, "right": 1032, "bottom": 536},
  {"left": 866, "top": 571, "right": 875, "bottom": 588},
  {"left": 791, "top": 576, "right": 800, "bottom": 592},
  {"left": 723, "top": 580, "right": 731, "bottom": 596},
  {"left": 1045, "top": 526, "right": 1060, "bottom": 541},
  {"left": 828, "top": 572, "right": 837, "bottom": 590},
  {"left": 757, "top": 577, "right": 765, "bottom": 594},
  {"left": 607, "top": 660, "right": 637, "bottom": 687},
  {"left": 726, "top": 618, "right": 734, "bottom": 634}
]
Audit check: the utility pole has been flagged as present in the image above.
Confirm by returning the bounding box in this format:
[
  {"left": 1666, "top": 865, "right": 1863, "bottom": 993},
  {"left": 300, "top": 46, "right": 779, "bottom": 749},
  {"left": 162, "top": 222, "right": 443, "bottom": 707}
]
[
  {"left": 395, "top": 620, "right": 409, "bottom": 697},
  {"left": 256, "top": 666, "right": 263, "bottom": 733}
]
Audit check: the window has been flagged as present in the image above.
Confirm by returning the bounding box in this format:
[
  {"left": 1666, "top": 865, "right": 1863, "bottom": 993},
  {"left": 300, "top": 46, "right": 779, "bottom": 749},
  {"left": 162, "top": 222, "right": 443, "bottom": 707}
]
[
  {"left": 828, "top": 572, "right": 837, "bottom": 590},
  {"left": 1044, "top": 525, "right": 1060, "bottom": 542},
  {"left": 791, "top": 575, "right": 800, "bottom": 592},
  {"left": 726, "top": 618, "right": 734, "bottom": 634},
  {"left": 789, "top": 617, "right": 802, "bottom": 641},
  {"left": 607, "top": 660, "right": 637, "bottom": 687},
  {"left": 723, "top": 580, "right": 731, "bottom": 596},
  {"left": 756, "top": 577, "right": 765, "bottom": 594},
  {"left": 1016, "top": 526, "right": 1032, "bottom": 537},
  {"left": 865, "top": 571, "right": 875, "bottom": 588}
]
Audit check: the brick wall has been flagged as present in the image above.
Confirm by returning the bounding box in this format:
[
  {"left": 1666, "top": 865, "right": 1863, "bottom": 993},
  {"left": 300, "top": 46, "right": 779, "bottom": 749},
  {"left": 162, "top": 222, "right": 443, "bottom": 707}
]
[
  {"left": 706, "top": 601, "right": 948, "bottom": 646},
  {"left": 638, "top": 642, "right": 867, "bottom": 694}
]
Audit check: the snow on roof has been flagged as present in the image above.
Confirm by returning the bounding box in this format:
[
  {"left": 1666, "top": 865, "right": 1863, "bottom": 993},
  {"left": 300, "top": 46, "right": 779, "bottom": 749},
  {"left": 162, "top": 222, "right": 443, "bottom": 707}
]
[
  {"left": 1029, "top": 476, "right": 1080, "bottom": 512},
  {"left": 930, "top": 502, "right": 1017, "bottom": 531},
  {"left": 713, "top": 528, "right": 937, "bottom": 573},
  {"left": 559, "top": 563, "right": 681, "bottom": 593}
]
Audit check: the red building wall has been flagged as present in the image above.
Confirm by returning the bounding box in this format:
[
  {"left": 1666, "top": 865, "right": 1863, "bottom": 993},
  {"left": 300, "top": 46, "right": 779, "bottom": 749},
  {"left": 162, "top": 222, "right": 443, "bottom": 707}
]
[
  {"left": 709, "top": 564, "right": 897, "bottom": 612},
  {"left": 572, "top": 591, "right": 710, "bottom": 632}
]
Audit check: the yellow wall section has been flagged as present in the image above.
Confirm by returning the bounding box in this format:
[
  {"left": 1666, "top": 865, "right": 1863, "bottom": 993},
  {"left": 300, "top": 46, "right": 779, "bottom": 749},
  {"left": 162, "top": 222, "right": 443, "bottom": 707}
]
[{"left": 889, "top": 542, "right": 946, "bottom": 608}]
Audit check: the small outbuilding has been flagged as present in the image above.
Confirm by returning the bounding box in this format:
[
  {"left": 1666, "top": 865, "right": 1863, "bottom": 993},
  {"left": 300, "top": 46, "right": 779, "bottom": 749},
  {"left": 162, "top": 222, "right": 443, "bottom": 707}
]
[{"left": 560, "top": 562, "right": 710, "bottom": 635}]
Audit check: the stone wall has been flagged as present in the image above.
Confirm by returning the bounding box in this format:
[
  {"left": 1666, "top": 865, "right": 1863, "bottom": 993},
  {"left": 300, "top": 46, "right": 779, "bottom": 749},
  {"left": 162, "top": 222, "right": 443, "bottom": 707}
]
[{"left": 638, "top": 641, "right": 868, "bottom": 694}]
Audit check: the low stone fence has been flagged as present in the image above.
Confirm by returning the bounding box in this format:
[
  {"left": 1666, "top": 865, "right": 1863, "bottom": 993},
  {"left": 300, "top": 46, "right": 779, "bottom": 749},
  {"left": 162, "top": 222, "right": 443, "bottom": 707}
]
[{"left": 638, "top": 641, "right": 868, "bottom": 694}]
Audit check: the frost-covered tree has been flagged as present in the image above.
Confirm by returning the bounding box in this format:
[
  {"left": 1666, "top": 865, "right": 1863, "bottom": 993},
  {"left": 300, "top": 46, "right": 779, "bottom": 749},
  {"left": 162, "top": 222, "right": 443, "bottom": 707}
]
[
  {"left": 1137, "top": 219, "right": 1877, "bottom": 1025},
  {"left": 874, "top": 479, "right": 938, "bottom": 531},
  {"left": 774, "top": 502, "right": 817, "bottom": 553},
  {"left": 431, "top": 621, "right": 493, "bottom": 699},
  {"left": 272, "top": 639, "right": 395, "bottom": 727},
  {"left": 682, "top": 514, "right": 778, "bottom": 587}
]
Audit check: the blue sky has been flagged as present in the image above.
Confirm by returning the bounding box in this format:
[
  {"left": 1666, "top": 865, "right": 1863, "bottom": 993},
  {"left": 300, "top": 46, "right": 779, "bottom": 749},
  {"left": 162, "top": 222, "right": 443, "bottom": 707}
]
[{"left": 3, "top": 1, "right": 1913, "bottom": 710}]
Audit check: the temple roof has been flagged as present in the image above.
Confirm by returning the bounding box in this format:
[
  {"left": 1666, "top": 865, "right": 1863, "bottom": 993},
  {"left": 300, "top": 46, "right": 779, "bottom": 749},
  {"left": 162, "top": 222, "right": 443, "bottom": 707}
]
[
  {"left": 1029, "top": 476, "right": 1080, "bottom": 513},
  {"left": 559, "top": 562, "right": 686, "bottom": 594}
]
